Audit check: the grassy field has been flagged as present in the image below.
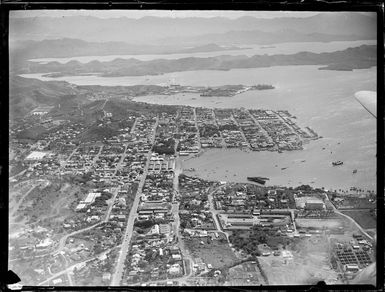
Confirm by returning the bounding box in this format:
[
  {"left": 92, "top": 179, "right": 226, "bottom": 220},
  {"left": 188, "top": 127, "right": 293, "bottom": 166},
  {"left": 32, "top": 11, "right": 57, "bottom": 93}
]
[
  {"left": 185, "top": 238, "right": 239, "bottom": 269},
  {"left": 340, "top": 209, "right": 376, "bottom": 229}
]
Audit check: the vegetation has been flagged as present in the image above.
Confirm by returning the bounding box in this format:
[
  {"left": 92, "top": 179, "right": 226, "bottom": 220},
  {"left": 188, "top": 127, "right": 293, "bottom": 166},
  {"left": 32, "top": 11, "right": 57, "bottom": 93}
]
[
  {"left": 229, "top": 226, "right": 291, "bottom": 255},
  {"left": 152, "top": 138, "right": 175, "bottom": 155}
]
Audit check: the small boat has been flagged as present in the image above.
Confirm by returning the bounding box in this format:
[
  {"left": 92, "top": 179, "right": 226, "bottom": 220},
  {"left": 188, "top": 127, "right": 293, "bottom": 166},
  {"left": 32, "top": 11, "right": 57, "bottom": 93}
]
[
  {"left": 332, "top": 161, "right": 343, "bottom": 166},
  {"left": 281, "top": 167, "right": 287, "bottom": 170},
  {"left": 353, "top": 169, "right": 357, "bottom": 174},
  {"left": 301, "top": 160, "right": 306, "bottom": 163}
]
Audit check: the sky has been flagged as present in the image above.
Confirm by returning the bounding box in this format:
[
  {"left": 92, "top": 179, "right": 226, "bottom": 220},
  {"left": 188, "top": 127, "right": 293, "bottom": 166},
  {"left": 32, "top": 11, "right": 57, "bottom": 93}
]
[{"left": 11, "top": 10, "right": 321, "bottom": 19}]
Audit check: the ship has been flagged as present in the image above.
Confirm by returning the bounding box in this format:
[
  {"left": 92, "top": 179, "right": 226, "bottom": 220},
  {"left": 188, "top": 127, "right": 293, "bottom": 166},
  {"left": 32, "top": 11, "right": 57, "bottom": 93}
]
[
  {"left": 247, "top": 177, "right": 269, "bottom": 185},
  {"left": 332, "top": 161, "right": 343, "bottom": 166}
]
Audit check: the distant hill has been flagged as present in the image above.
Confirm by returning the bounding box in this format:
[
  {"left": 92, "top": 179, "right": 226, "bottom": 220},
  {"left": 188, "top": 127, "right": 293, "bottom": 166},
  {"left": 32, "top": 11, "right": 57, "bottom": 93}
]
[
  {"left": 19, "top": 45, "right": 376, "bottom": 77},
  {"left": 9, "top": 39, "right": 248, "bottom": 64},
  {"left": 10, "top": 12, "right": 376, "bottom": 44},
  {"left": 157, "top": 29, "right": 374, "bottom": 46}
]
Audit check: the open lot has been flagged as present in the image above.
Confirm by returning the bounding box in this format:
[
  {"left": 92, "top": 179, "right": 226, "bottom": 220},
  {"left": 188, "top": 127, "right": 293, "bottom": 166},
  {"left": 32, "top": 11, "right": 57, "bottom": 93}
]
[
  {"left": 184, "top": 238, "right": 239, "bottom": 269},
  {"left": 258, "top": 235, "right": 340, "bottom": 285},
  {"left": 296, "top": 218, "right": 343, "bottom": 229},
  {"left": 225, "top": 261, "right": 266, "bottom": 286}
]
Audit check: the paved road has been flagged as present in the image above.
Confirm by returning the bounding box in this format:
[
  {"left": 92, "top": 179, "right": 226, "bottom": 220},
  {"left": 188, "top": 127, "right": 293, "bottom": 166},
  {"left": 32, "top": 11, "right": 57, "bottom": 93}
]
[
  {"left": 172, "top": 156, "right": 195, "bottom": 280},
  {"left": 55, "top": 222, "right": 103, "bottom": 253},
  {"left": 130, "top": 118, "right": 138, "bottom": 134},
  {"left": 192, "top": 108, "right": 201, "bottom": 149},
  {"left": 207, "top": 186, "right": 232, "bottom": 242},
  {"left": 9, "top": 169, "right": 27, "bottom": 180},
  {"left": 111, "top": 117, "right": 159, "bottom": 286},
  {"left": 211, "top": 109, "right": 226, "bottom": 149}
]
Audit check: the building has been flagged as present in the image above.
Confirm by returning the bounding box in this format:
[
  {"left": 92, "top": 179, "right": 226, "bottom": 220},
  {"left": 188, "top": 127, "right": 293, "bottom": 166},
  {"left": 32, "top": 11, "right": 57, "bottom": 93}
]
[
  {"left": 295, "top": 196, "right": 325, "bottom": 210},
  {"left": 225, "top": 214, "right": 255, "bottom": 227},
  {"left": 75, "top": 203, "right": 87, "bottom": 211},
  {"left": 102, "top": 273, "right": 111, "bottom": 282},
  {"left": 83, "top": 192, "right": 101, "bottom": 204},
  {"left": 305, "top": 199, "right": 325, "bottom": 210},
  {"left": 52, "top": 278, "right": 63, "bottom": 285},
  {"left": 25, "top": 151, "right": 48, "bottom": 161},
  {"left": 76, "top": 192, "right": 101, "bottom": 211},
  {"left": 159, "top": 223, "right": 171, "bottom": 235},
  {"left": 344, "top": 264, "right": 360, "bottom": 273},
  {"left": 168, "top": 264, "right": 182, "bottom": 276}
]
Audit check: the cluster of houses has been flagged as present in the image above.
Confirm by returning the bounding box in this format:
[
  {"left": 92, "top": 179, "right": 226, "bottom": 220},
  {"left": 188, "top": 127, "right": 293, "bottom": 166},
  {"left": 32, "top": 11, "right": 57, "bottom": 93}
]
[
  {"left": 196, "top": 108, "right": 223, "bottom": 148},
  {"left": 232, "top": 109, "right": 275, "bottom": 151},
  {"left": 148, "top": 153, "right": 175, "bottom": 173},
  {"left": 177, "top": 108, "right": 200, "bottom": 155},
  {"left": 177, "top": 175, "right": 217, "bottom": 230},
  {"left": 124, "top": 229, "right": 184, "bottom": 284}
]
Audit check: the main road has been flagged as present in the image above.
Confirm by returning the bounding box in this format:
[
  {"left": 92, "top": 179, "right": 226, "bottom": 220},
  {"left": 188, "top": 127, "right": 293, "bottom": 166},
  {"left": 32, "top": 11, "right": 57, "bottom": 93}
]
[{"left": 111, "top": 117, "right": 159, "bottom": 285}]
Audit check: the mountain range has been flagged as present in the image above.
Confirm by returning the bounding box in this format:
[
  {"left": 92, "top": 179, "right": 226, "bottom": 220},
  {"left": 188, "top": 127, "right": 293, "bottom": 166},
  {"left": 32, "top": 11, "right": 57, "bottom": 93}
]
[
  {"left": 18, "top": 45, "right": 376, "bottom": 77},
  {"left": 10, "top": 12, "right": 376, "bottom": 44}
]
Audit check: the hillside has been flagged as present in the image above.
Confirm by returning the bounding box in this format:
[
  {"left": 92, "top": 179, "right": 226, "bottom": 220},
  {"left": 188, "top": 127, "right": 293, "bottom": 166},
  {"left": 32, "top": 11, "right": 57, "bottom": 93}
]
[{"left": 9, "top": 76, "right": 78, "bottom": 118}]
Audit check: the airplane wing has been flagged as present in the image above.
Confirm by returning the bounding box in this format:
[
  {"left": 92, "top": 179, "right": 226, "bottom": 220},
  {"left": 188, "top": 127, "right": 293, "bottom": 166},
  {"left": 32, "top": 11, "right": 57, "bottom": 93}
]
[{"left": 354, "top": 91, "right": 377, "bottom": 118}]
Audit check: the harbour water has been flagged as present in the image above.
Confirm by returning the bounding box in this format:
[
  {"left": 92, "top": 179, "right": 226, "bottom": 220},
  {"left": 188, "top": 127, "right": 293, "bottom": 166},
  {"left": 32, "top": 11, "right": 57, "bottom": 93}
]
[
  {"left": 130, "top": 66, "right": 377, "bottom": 191},
  {"left": 19, "top": 43, "right": 377, "bottom": 192}
]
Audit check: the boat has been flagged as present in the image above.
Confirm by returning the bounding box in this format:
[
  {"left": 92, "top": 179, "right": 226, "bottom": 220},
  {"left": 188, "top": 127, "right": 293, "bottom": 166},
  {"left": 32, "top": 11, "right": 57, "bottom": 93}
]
[
  {"left": 353, "top": 169, "right": 357, "bottom": 174},
  {"left": 332, "top": 161, "right": 343, "bottom": 166},
  {"left": 247, "top": 177, "right": 269, "bottom": 185}
]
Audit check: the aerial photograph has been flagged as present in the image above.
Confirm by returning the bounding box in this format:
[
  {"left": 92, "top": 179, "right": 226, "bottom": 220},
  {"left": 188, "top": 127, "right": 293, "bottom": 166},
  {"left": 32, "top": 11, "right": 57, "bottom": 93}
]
[{"left": 8, "top": 10, "right": 377, "bottom": 287}]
